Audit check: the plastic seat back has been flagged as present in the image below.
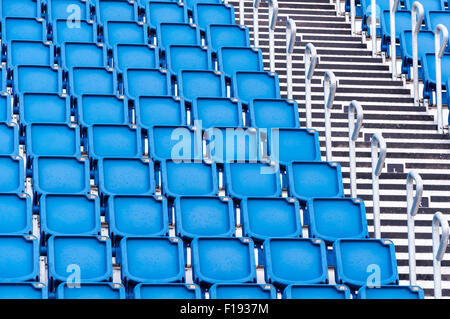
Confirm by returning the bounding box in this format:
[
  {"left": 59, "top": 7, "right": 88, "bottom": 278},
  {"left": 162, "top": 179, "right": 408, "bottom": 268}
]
[
  {"left": 357, "top": 285, "right": 424, "bottom": 299},
  {"left": 0, "top": 194, "right": 32, "bottom": 235},
  {"left": 62, "top": 42, "right": 107, "bottom": 69},
  {"left": 158, "top": 23, "right": 200, "bottom": 49},
  {"left": 272, "top": 128, "right": 321, "bottom": 164},
  {"left": 0, "top": 156, "right": 24, "bottom": 193},
  {"left": 53, "top": 19, "right": 96, "bottom": 44},
  {"left": 96, "top": 0, "right": 138, "bottom": 24},
  {"left": 78, "top": 94, "right": 129, "bottom": 126},
  {"left": 194, "top": 3, "right": 235, "bottom": 30},
  {"left": 233, "top": 72, "right": 281, "bottom": 103},
  {"left": 124, "top": 68, "right": 170, "bottom": 98},
  {"left": 1, "top": 0, "right": 41, "bottom": 18},
  {"left": 179, "top": 70, "right": 226, "bottom": 101},
  {"left": 0, "top": 282, "right": 47, "bottom": 299},
  {"left": 114, "top": 44, "right": 159, "bottom": 72},
  {"left": 264, "top": 238, "right": 328, "bottom": 287},
  {"left": 19, "top": 93, "right": 70, "bottom": 125},
  {"left": 14, "top": 65, "right": 60, "bottom": 94},
  {"left": 0, "top": 235, "right": 39, "bottom": 282},
  {"left": 136, "top": 96, "right": 186, "bottom": 128},
  {"left": 167, "top": 45, "right": 211, "bottom": 74},
  {"left": 193, "top": 97, "right": 243, "bottom": 128},
  {"left": 207, "top": 24, "right": 250, "bottom": 52},
  {"left": 8, "top": 41, "right": 52, "bottom": 68},
  {"left": 3, "top": 17, "right": 45, "bottom": 42},
  {"left": 48, "top": 0, "right": 93, "bottom": 21},
  {"left": 249, "top": 99, "right": 300, "bottom": 128},
  {"left": 146, "top": 2, "right": 188, "bottom": 29},
  {"left": 89, "top": 124, "right": 142, "bottom": 158},
  {"left": 104, "top": 21, "right": 148, "bottom": 47},
  {"left": 174, "top": 196, "right": 235, "bottom": 240},
  {"left": 0, "top": 122, "right": 19, "bottom": 156},
  {"left": 57, "top": 282, "right": 125, "bottom": 299},
  {"left": 283, "top": 284, "right": 351, "bottom": 299},
  {"left": 218, "top": 47, "right": 263, "bottom": 76},
  {"left": 209, "top": 284, "right": 277, "bottom": 299},
  {"left": 70, "top": 67, "right": 116, "bottom": 96},
  {"left": 133, "top": 283, "right": 201, "bottom": 299}
]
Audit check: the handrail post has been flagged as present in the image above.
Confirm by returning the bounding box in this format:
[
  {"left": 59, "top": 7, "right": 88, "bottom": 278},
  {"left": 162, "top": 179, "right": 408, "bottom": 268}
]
[
  {"left": 336, "top": 0, "right": 341, "bottom": 16},
  {"left": 371, "top": 132, "right": 387, "bottom": 239},
  {"left": 434, "top": 24, "right": 448, "bottom": 134},
  {"left": 305, "top": 43, "right": 318, "bottom": 129},
  {"left": 323, "top": 71, "right": 338, "bottom": 162},
  {"left": 411, "top": 2, "right": 424, "bottom": 107},
  {"left": 350, "top": 0, "right": 356, "bottom": 35},
  {"left": 286, "top": 18, "right": 296, "bottom": 100},
  {"left": 253, "top": 0, "right": 261, "bottom": 48},
  {"left": 347, "top": 101, "right": 364, "bottom": 198},
  {"left": 268, "top": 0, "right": 279, "bottom": 73},
  {"left": 432, "top": 211, "right": 449, "bottom": 299},
  {"left": 390, "top": 0, "right": 400, "bottom": 79},
  {"left": 371, "top": 0, "right": 377, "bottom": 56},
  {"left": 239, "top": 0, "right": 244, "bottom": 25},
  {"left": 406, "top": 170, "right": 423, "bottom": 286}
]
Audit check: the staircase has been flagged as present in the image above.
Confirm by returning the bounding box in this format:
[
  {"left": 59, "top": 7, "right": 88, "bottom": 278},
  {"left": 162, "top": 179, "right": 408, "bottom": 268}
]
[{"left": 229, "top": 0, "right": 450, "bottom": 297}]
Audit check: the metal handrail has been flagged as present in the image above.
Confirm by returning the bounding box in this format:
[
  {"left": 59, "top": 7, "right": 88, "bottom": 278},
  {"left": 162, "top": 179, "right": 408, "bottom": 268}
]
[
  {"left": 336, "top": 0, "right": 341, "bottom": 16},
  {"left": 371, "top": 132, "right": 386, "bottom": 239},
  {"left": 268, "top": 0, "right": 279, "bottom": 73},
  {"left": 434, "top": 24, "right": 448, "bottom": 134},
  {"left": 406, "top": 170, "right": 423, "bottom": 286},
  {"left": 347, "top": 101, "right": 363, "bottom": 198},
  {"left": 411, "top": 1, "right": 424, "bottom": 107},
  {"left": 350, "top": 0, "right": 356, "bottom": 35},
  {"left": 305, "top": 43, "right": 318, "bottom": 128},
  {"left": 239, "top": 0, "right": 244, "bottom": 25},
  {"left": 323, "top": 71, "right": 337, "bottom": 161},
  {"left": 432, "top": 211, "right": 449, "bottom": 299},
  {"left": 389, "top": 0, "right": 401, "bottom": 79},
  {"left": 253, "top": 0, "right": 261, "bottom": 47},
  {"left": 286, "top": 18, "right": 297, "bottom": 100},
  {"left": 370, "top": 0, "right": 377, "bottom": 56}
]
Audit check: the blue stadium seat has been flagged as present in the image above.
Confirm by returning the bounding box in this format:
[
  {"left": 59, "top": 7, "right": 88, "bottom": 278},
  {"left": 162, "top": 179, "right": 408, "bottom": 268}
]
[
  {"left": 0, "top": 234, "right": 39, "bottom": 282},
  {"left": 161, "top": 160, "right": 218, "bottom": 197},
  {"left": 148, "top": 125, "right": 202, "bottom": 162},
  {"left": 241, "top": 197, "right": 301, "bottom": 243},
  {"left": 399, "top": 31, "right": 435, "bottom": 78},
  {"left": 0, "top": 156, "right": 24, "bottom": 193},
  {"left": 0, "top": 193, "right": 32, "bottom": 235},
  {"left": 47, "top": 0, "right": 94, "bottom": 22},
  {"left": 333, "top": 239, "right": 399, "bottom": 288},
  {"left": 218, "top": 47, "right": 264, "bottom": 77},
  {"left": 271, "top": 128, "right": 321, "bottom": 164},
  {"left": 265, "top": 92, "right": 298, "bottom": 122},
  {"left": 184, "top": 0, "right": 222, "bottom": 12},
  {"left": 0, "top": 94, "right": 12, "bottom": 123},
  {"left": 421, "top": 53, "right": 450, "bottom": 102},
  {"left": 179, "top": 70, "right": 226, "bottom": 101},
  {"left": 283, "top": 284, "right": 351, "bottom": 299},
  {"left": 233, "top": 72, "right": 281, "bottom": 104},
  {"left": 19, "top": 93, "right": 70, "bottom": 126},
  {"left": 0, "top": 282, "right": 47, "bottom": 299},
  {"left": 133, "top": 283, "right": 201, "bottom": 299},
  {"left": 26, "top": 124, "right": 81, "bottom": 158},
  {"left": 380, "top": 10, "right": 412, "bottom": 56},
  {"left": 7, "top": 41, "right": 53, "bottom": 68},
  {"left": 207, "top": 24, "right": 251, "bottom": 53},
  {"left": 204, "top": 127, "right": 259, "bottom": 163},
  {"left": 88, "top": 124, "right": 143, "bottom": 158},
  {"left": 287, "top": 161, "right": 344, "bottom": 202},
  {"left": 104, "top": 21, "right": 149, "bottom": 47},
  {"left": 2, "top": 17, "right": 46, "bottom": 43},
  {"left": 192, "top": 97, "right": 244, "bottom": 128},
  {"left": 39, "top": 194, "right": 101, "bottom": 238},
  {"left": 56, "top": 282, "right": 126, "bottom": 299},
  {"left": 404, "top": 0, "right": 444, "bottom": 26},
  {"left": 263, "top": 238, "right": 328, "bottom": 287},
  {"left": 69, "top": 67, "right": 116, "bottom": 96},
  {"left": 357, "top": 285, "right": 424, "bottom": 299},
  {"left": 14, "top": 65, "right": 61, "bottom": 94},
  {"left": 146, "top": 2, "right": 188, "bottom": 30},
  {"left": 114, "top": 44, "right": 159, "bottom": 72},
  {"left": 136, "top": 96, "right": 186, "bottom": 128},
  {"left": 0, "top": 68, "right": 6, "bottom": 94},
  {"left": 345, "top": 0, "right": 362, "bottom": 17},
  {"left": 61, "top": 42, "right": 107, "bottom": 69},
  {"left": 32, "top": 156, "right": 90, "bottom": 194},
  {"left": 119, "top": 236, "right": 185, "bottom": 285},
  {"left": 96, "top": 0, "right": 139, "bottom": 24},
  {"left": 167, "top": 45, "right": 212, "bottom": 75},
  {"left": 107, "top": 195, "right": 169, "bottom": 240},
  {"left": 305, "top": 198, "right": 368, "bottom": 243},
  {"left": 124, "top": 68, "right": 171, "bottom": 98},
  {"left": 77, "top": 94, "right": 129, "bottom": 126},
  {"left": 224, "top": 162, "right": 281, "bottom": 198},
  {"left": 427, "top": 10, "right": 450, "bottom": 32},
  {"left": 360, "top": 0, "right": 401, "bottom": 34},
  {"left": 0, "top": 0, "right": 42, "bottom": 18},
  {"left": 52, "top": 19, "right": 97, "bottom": 44},
  {"left": 174, "top": 196, "right": 235, "bottom": 240},
  {"left": 158, "top": 23, "right": 201, "bottom": 49},
  {"left": 98, "top": 158, "right": 155, "bottom": 195},
  {"left": 193, "top": 3, "right": 235, "bottom": 30},
  {"left": 47, "top": 235, "right": 113, "bottom": 288},
  {"left": 191, "top": 237, "right": 256, "bottom": 285},
  {"left": 209, "top": 284, "right": 277, "bottom": 299},
  {"left": 0, "top": 122, "right": 18, "bottom": 156}
]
